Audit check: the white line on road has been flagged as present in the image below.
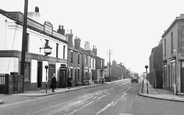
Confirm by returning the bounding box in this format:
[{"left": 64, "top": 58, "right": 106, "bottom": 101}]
[{"left": 96, "top": 101, "right": 114, "bottom": 115}]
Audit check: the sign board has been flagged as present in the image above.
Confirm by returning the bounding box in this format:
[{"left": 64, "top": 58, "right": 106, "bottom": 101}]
[{"left": 44, "top": 21, "right": 53, "bottom": 35}]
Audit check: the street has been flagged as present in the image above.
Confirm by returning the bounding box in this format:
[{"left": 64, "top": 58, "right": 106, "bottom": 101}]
[{"left": 0, "top": 79, "right": 184, "bottom": 115}]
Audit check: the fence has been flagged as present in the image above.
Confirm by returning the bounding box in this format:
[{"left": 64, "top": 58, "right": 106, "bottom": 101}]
[
  {"left": 0, "top": 73, "right": 23, "bottom": 94},
  {"left": 0, "top": 74, "right": 8, "bottom": 94}
]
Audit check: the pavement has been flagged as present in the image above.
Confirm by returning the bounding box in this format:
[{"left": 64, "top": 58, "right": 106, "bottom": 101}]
[
  {"left": 138, "top": 79, "right": 184, "bottom": 102},
  {"left": 1, "top": 79, "right": 184, "bottom": 105},
  {"left": 0, "top": 82, "right": 106, "bottom": 105}
]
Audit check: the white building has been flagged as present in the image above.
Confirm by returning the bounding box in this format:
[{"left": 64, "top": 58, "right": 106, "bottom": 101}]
[{"left": 0, "top": 9, "right": 68, "bottom": 91}]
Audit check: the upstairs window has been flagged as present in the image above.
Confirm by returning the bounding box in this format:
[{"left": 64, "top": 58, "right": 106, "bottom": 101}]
[
  {"left": 171, "top": 32, "right": 173, "bottom": 53},
  {"left": 63, "top": 46, "right": 66, "bottom": 59},
  {"left": 25, "top": 33, "right": 29, "bottom": 52},
  {"left": 56, "top": 43, "right": 59, "bottom": 58},
  {"left": 78, "top": 53, "right": 80, "bottom": 64},
  {"left": 164, "top": 39, "right": 166, "bottom": 56},
  {"left": 71, "top": 51, "right": 73, "bottom": 63}
]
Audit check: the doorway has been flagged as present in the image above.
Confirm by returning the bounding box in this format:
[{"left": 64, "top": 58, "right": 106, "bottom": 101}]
[
  {"left": 59, "top": 67, "right": 67, "bottom": 88},
  {"left": 37, "top": 62, "right": 42, "bottom": 88},
  {"left": 181, "top": 61, "right": 184, "bottom": 92}
]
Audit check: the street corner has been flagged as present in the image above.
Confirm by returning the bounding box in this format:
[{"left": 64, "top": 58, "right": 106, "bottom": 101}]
[{"left": 0, "top": 100, "right": 4, "bottom": 104}]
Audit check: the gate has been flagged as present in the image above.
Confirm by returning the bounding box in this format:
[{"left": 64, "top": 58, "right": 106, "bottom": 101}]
[
  {"left": 0, "top": 74, "right": 8, "bottom": 94},
  {"left": 0, "top": 73, "right": 23, "bottom": 94}
]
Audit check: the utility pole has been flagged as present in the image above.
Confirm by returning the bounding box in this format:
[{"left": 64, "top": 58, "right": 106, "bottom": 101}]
[
  {"left": 108, "top": 49, "right": 111, "bottom": 81},
  {"left": 21, "top": 0, "right": 28, "bottom": 93}
]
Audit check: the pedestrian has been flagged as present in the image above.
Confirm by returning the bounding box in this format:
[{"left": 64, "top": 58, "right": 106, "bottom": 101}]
[
  {"left": 67, "top": 77, "right": 72, "bottom": 89},
  {"left": 50, "top": 73, "right": 56, "bottom": 92}
]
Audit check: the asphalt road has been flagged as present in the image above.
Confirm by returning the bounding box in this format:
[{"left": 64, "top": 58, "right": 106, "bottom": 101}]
[{"left": 0, "top": 79, "right": 184, "bottom": 115}]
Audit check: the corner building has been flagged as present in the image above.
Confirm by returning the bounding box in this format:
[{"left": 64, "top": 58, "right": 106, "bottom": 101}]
[
  {"left": 0, "top": 9, "right": 68, "bottom": 91},
  {"left": 162, "top": 14, "right": 184, "bottom": 93}
]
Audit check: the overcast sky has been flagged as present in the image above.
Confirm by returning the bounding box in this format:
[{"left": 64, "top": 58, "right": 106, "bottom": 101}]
[{"left": 1, "top": 0, "right": 184, "bottom": 74}]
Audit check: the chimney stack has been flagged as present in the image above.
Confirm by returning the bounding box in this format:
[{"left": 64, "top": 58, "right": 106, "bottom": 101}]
[
  {"left": 74, "top": 36, "right": 81, "bottom": 50},
  {"left": 28, "top": 6, "right": 41, "bottom": 22},
  {"left": 67, "top": 29, "right": 73, "bottom": 47},
  {"left": 92, "top": 45, "right": 97, "bottom": 55},
  {"left": 57, "top": 25, "right": 65, "bottom": 36},
  {"left": 84, "top": 41, "right": 91, "bottom": 50}
]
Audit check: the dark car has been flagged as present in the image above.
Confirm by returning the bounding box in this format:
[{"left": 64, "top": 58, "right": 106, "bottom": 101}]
[{"left": 131, "top": 75, "right": 139, "bottom": 83}]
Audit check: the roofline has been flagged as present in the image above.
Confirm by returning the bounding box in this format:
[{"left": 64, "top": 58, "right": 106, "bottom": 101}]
[
  {"left": 0, "top": 9, "right": 67, "bottom": 43},
  {"left": 162, "top": 17, "right": 184, "bottom": 38}
]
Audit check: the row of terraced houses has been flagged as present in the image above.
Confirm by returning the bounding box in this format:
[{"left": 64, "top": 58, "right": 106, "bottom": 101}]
[
  {"left": 0, "top": 8, "right": 107, "bottom": 91},
  {"left": 149, "top": 14, "right": 184, "bottom": 94}
]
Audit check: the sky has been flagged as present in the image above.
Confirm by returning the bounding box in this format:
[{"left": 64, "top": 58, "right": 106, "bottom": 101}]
[{"left": 1, "top": 0, "right": 184, "bottom": 75}]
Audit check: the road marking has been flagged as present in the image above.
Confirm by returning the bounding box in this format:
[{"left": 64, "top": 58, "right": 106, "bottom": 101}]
[
  {"left": 96, "top": 101, "right": 114, "bottom": 115},
  {"left": 118, "top": 113, "right": 133, "bottom": 115}
]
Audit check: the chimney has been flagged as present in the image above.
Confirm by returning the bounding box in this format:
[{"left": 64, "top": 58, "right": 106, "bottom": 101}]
[
  {"left": 92, "top": 46, "right": 97, "bottom": 55},
  {"left": 57, "top": 25, "right": 65, "bottom": 35},
  {"left": 74, "top": 36, "right": 81, "bottom": 50},
  {"left": 28, "top": 6, "right": 41, "bottom": 22},
  {"left": 35, "top": 6, "right": 39, "bottom": 13},
  {"left": 67, "top": 29, "right": 73, "bottom": 47},
  {"left": 84, "top": 41, "right": 91, "bottom": 50}
]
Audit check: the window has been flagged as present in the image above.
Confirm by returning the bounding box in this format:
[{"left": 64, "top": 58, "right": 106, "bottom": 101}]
[
  {"left": 93, "top": 59, "right": 95, "bottom": 69},
  {"left": 85, "top": 56, "right": 88, "bottom": 64},
  {"left": 71, "top": 51, "right": 73, "bottom": 63},
  {"left": 25, "top": 33, "right": 29, "bottom": 52},
  {"left": 171, "top": 32, "right": 173, "bottom": 53},
  {"left": 63, "top": 46, "right": 65, "bottom": 59},
  {"left": 78, "top": 69, "right": 80, "bottom": 79},
  {"left": 89, "top": 57, "right": 91, "bottom": 67},
  {"left": 71, "top": 69, "right": 73, "bottom": 80},
  {"left": 56, "top": 43, "right": 59, "bottom": 58},
  {"left": 164, "top": 39, "right": 166, "bottom": 56},
  {"left": 78, "top": 53, "right": 80, "bottom": 64}
]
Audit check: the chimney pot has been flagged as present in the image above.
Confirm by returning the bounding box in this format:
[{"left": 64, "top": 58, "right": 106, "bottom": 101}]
[{"left": 35, "top": 6, "right": 39, "bottom": 13}]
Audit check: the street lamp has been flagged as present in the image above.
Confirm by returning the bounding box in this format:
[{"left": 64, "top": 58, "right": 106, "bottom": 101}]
[
  {"left": 45, "top": 65, "right": 49, "bottom": 93},
  {"left": 40, "top": 45, "right": 52, "bottom": 56},
  {"left": 145, "top": 65, "right": 148, "bottom": 94}
]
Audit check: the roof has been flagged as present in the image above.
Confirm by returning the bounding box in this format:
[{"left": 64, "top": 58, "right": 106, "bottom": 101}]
[
  {"left": 162, "top": 15, "right": 184, "bottom": 38},
  {"left": 0, "top": 9, "right": 67, "bottom": 43}
]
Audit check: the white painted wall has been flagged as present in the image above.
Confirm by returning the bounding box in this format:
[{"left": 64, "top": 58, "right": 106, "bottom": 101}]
[
  {"left": 0, "top": 57, "right": 18, "bottom": 73},
  {"left": 0, "top": 14, "right": 68, "bottom": 59},
  {"left": 31, "top": 59, "right": 37, "bottom": 83}
]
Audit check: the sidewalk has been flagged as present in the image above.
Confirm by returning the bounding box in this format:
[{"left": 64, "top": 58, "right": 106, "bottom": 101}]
[
  {"left": 138, "top": 79, "right": 184, "bottom": 102},
  {"left": 0, "top": 82, "right": 109, "bottom": 105}
]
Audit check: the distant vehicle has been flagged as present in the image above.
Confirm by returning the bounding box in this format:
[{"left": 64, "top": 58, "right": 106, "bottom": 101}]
[{"left": 131, "top": 73, "right": 139, "bottom": 83}]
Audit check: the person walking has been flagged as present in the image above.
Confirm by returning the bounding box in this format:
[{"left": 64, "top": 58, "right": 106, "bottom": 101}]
[
  {"left": 67, "top": 77, "right": 72, "bottom": 89},
  {"left": 50, "top": 73, "right": 56, "bottom": 92}
]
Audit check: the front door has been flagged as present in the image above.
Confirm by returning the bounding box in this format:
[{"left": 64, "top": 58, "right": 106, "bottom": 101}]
[
  {"left": 37, "top": 62, "right": 42, "bottom": 88},
  {"left": 181, "top": 67, "right": 184, "bottom": 92},
  {"left": 59, "top": 67, "right": 67, "bottom": 88}
]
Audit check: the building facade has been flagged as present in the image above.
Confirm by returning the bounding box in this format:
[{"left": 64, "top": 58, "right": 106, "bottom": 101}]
[
  {"left": 67, "top": 31, "right": 83, "bottom": 86},
  {"left": 162, "top": 14, "right": 184, "bottom": 93},
  {"left": 149, "top": 43, "right": 163, "bottom": 88},
  {"left": 0, "top": 9, "right": 68, "bottom": 91},
  {"left": 95, "top": 55, "right": 105, "bottom": 83}
]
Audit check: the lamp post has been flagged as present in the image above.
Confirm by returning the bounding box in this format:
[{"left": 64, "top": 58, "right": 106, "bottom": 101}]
[
  {"left": 145, "top": 65, "right": 148, "bottom": 94},
  {"left": 45, "top": 65, "right": 49, "bottom": 93}
]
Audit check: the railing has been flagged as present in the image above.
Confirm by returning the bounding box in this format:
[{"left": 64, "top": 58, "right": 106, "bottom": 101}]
[
  {"left": 0, "top": 73, "right": 23, "bottom": 94},
  {"left": 0, "top": 74, "right": 8, "bottom": 94}
]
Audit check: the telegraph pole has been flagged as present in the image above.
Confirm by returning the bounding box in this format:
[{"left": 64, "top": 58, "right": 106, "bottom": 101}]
[
  {"left": 108, "top": 49, "right": 111, "bottom": 81},
  {"left": 21, "top": 0, "right": 28, "bottom": 93}
]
